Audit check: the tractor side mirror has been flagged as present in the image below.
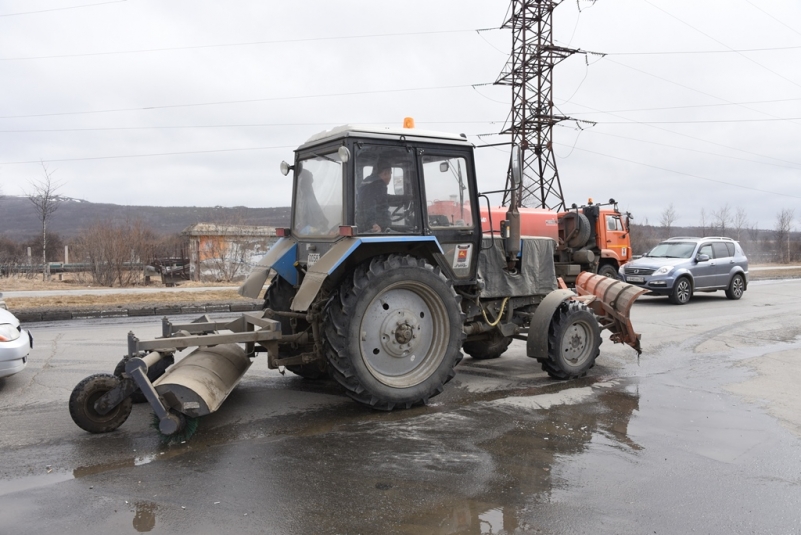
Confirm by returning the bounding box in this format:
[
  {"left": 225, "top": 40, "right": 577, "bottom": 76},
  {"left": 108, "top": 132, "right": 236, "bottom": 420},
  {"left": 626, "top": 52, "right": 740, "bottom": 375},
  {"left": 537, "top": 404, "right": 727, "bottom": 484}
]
[{"left": 439, "top": 161, "right": 449, "bottom": 172}]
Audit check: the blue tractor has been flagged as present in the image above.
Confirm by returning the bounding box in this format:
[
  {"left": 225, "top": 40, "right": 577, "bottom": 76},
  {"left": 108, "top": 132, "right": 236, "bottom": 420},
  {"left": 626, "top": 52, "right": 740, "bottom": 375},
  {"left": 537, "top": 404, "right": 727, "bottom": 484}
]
[
  {"left": 68, "top": 123, "right": 645, "bottom": 439},
  {"left": 238, "top": 123, "right": 645, "bottom": 410}
]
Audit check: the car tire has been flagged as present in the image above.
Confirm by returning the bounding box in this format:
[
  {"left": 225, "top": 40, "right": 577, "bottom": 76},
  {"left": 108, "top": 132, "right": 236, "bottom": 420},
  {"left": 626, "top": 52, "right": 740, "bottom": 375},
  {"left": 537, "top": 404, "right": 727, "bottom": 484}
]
[
  {"left": 669, "top": 276, "right": 692, "bottom": 305},
  {"left": 725, "top": 273, "right": 745, "bottom": 300}
]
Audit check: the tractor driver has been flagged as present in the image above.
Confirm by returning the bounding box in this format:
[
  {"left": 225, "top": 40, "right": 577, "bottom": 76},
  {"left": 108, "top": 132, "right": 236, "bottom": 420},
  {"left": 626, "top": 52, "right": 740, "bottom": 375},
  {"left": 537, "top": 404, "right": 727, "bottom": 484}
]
[{"left": 357, "top": 160, "right": 392, "bottom": 233}]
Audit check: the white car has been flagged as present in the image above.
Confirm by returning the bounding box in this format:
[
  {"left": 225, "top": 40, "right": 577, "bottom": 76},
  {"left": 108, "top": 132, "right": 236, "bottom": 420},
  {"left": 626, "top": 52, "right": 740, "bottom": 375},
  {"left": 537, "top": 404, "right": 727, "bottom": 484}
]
[{"left": 0, "top": 307, "right": 33, "bottom": 379}]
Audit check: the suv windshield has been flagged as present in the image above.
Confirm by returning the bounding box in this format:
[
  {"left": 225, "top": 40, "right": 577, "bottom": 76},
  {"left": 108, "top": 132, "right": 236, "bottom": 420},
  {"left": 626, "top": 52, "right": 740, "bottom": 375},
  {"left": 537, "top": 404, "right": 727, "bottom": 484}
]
[
  {"left": 646, "top": 241, "right": 696, "bottom": 258},
  {"left": 292, "top": 151, "right": 344, "bottom": 237}
]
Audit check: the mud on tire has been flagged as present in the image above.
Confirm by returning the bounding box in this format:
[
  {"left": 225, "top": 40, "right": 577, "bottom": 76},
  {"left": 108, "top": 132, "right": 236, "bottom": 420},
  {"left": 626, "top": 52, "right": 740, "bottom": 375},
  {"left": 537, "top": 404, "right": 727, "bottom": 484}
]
[
  {"left": 541, "top": 301, "right": 602, "bottom": 380},
  {"left": 323, "top": 255, "right": 464, "bottom": 410}
]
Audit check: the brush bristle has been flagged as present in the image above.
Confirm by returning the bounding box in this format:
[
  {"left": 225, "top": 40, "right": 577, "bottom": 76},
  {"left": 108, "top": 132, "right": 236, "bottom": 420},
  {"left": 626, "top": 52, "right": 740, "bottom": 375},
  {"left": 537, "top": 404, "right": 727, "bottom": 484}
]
[{"left": 151, "top": 412, "right": 200, "bottom": 444}]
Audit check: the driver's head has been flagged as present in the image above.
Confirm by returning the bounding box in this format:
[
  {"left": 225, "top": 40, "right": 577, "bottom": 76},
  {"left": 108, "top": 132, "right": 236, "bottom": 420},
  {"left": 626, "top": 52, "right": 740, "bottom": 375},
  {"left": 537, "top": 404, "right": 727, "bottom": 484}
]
[{"left": 376, "top": 161, "right": 392, "bottom": 184}]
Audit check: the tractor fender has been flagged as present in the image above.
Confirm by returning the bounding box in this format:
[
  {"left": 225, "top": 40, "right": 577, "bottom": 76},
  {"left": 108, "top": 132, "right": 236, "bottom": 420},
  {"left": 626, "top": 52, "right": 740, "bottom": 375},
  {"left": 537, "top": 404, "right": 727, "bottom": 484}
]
[
  {"left": 526, "top": 289, "right": 576, "bottom": 360},
  {"left": 290, "top": 236, "right": 443, "bottom": 312},
  {"left": 238, "top": 238, "right": 298, "bottom": 298}
]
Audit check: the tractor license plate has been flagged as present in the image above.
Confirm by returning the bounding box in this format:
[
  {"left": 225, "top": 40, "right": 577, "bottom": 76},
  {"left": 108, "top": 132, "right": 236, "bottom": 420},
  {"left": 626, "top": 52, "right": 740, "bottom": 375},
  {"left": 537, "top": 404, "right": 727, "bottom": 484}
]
[
  {"left": 627, "top": 276, "right": 644, "bottom": 283},
  {"left": 307, "top": 253, "right": 320, "bottom": 266}
]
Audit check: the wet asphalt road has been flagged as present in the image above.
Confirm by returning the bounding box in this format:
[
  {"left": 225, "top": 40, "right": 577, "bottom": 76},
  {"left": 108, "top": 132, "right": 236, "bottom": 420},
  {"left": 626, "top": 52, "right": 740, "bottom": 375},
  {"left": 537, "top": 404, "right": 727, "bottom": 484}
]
[{"left": 1, "top": 280, "right": 800, "bottom": 534}]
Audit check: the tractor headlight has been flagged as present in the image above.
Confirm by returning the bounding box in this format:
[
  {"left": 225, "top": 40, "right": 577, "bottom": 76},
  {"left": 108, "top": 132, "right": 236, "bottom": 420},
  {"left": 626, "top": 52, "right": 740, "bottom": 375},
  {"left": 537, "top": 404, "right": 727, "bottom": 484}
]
[
  {"left": 655, "top": 266, "right": 674, "bottom": 275},
  {"left": 0, "top": 323, "right": 20, "bottom": 342}
]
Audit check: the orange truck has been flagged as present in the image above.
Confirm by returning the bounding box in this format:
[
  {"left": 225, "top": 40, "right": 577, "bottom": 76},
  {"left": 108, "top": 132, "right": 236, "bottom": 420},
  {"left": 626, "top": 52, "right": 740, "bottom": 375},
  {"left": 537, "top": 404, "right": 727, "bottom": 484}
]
[{"left": 475, "top": 198, "right": 633, "bottom": 284}]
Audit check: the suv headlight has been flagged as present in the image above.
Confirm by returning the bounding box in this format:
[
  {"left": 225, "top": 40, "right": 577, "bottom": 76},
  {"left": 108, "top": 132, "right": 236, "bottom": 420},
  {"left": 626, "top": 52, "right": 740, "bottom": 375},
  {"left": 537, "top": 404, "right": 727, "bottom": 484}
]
[
  {"left": 654, "top": 266, "right": 674, "bottom": 275},
  {"left": 0, "top": 323, "right": 20, "bottom": 342}
]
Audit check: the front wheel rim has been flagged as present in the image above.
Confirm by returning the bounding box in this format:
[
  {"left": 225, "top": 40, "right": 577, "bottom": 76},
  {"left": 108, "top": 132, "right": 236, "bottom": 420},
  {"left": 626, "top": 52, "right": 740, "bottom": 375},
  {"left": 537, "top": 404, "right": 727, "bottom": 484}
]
[
  {"left": 561, "top": 320, "right": 594, "bottom": 367},
  {"left": 359, "top": 281, "right": 449, "bottom": 388},
  {"left": 733, "top": 277, "right": 744, "bottom": 297},
  {"left": 677, "top": 280, "right": 690, "bottom": 302}
]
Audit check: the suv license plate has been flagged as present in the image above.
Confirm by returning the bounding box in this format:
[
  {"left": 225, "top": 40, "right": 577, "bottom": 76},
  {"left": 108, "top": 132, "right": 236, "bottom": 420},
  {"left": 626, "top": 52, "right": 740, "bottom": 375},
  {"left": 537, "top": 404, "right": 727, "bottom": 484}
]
[
  {"left": 307, "top": 253, "right": 320, "bottom": 266},
  {"left": 627, "top": 276, "right": 644, "bottom": 283}
]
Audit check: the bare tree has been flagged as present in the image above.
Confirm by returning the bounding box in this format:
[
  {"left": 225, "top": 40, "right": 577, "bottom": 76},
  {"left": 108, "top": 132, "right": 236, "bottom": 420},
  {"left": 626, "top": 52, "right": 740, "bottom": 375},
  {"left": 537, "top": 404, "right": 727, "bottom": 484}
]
[
  {"left": 774, "top": 208, "right": 794, "bottom": 263},
  {"left": 26, "top": 162, "right": 63, "bottom": 281},
  {"left": 711, "top": 203, "right": 732, "bottom": 237},
  {"left": 659, "top": 203, "right": 677, "bottom": 238},
  {"left": 733, "top": 206, "right": 748, "bottom": 242},
  {"left": 699, "top": 208, "right": 707, "bottom": 237}
]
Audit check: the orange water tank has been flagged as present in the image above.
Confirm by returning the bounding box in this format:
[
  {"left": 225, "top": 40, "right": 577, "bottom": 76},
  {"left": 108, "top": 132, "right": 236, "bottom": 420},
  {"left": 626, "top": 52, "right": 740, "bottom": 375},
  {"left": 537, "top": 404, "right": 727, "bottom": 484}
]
[{"left": 479, "top": 206, "right": 559, "bottom": 240}]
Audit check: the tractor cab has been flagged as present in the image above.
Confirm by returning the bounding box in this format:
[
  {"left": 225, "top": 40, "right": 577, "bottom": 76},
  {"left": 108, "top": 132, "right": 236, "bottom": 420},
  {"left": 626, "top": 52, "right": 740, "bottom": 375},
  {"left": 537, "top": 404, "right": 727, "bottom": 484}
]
[{"left": 282, "top": 124, "right": 483, "bottom": 284}]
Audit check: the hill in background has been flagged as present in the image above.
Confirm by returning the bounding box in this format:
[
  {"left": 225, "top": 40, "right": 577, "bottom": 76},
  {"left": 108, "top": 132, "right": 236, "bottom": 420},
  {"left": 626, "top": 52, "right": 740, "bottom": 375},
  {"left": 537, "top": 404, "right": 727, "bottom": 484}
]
[{"left": 0, "top": 195, "right": 291, "bottom": 241}]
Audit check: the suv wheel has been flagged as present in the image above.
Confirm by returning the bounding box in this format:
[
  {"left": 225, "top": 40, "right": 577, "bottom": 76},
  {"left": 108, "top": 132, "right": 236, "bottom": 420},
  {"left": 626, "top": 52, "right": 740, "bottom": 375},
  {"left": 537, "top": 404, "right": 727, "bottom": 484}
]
[
  {"left": 669, "top": 277, "right": 692, "bottom": 305},
  {"left": 725, "top": 273, "right": 745, "bottom": 300}
]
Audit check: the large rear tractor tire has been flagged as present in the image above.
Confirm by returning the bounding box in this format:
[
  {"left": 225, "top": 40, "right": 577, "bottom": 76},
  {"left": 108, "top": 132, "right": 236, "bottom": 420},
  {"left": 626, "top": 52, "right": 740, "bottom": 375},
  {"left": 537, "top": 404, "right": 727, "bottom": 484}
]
[
  {"left": 323, "top": 255, "right": 464, "bottom": 410},
  {"left": 541, "top": 301, "right": 602, "bottom": 380},
  {"left": 463, "top": 330, "right": 513, "bottom": 360},
  {"left": 69, "top": 374, "right": 133, "bottom": 434},
  {"left": 265, "top": 276, "right": 328, "bottom": 380}
]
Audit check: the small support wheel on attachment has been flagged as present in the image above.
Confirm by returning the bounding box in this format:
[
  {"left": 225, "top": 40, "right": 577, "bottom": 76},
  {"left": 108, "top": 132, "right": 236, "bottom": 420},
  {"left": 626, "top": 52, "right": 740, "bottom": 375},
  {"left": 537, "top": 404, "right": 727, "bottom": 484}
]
[{"left": 69, "top": 373, "right": 132, "bottom": 434}]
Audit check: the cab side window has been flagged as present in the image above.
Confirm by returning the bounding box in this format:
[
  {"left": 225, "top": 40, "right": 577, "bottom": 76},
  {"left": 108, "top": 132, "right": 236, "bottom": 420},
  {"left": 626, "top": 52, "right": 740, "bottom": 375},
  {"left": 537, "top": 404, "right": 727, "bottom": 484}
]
[
  {"left": 606, "top": 215, "right": 623, "bottom": 232},
  {"left": 712, "top": 242, "right": 730, "bottom": 259},
  {"left": 421, "top": 155, "right": 473, "bottom": 228}
]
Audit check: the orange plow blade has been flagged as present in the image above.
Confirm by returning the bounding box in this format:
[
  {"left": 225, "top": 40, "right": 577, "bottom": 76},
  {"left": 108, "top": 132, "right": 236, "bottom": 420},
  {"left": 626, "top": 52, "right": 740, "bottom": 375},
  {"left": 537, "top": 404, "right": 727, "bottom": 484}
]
[{"left": 574, "top": 272, "right": 647, "bottom": 354}]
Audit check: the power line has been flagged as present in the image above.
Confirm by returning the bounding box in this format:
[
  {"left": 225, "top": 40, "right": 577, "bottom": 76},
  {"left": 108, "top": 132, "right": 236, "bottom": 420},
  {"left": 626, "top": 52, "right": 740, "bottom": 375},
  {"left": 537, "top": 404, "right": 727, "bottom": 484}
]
[
  {"left": 602, "top": 116, "right": 801, "bottom": 124},
  {"left": 0, "top": 84, "right": 473, "bottom": 120},
  {"left": 563, "top": 100, "right": 801, "bottom": 168},
  {"left": 563, "top": 97, "right": 801, "bottom": 116},
  {"left": 566, "top": 126, "right": 801, "bottom": 171},
  {"left": 0, "top": 1, "right": 127, "bottom": 18},
  {"left": 606, "top": 44, "right": 801, "bottom": 56},
  {"left": 0, "top": 29, "right": 478, "bottom": 62},
  {"left": 643, "top": 0, "right": 801, "bottom": 92},
  {"left": 0, "top": 120, "right": 503, "bottom": 133},
  {"left": 551, "top": 141, "right": 801, "bottom": 200},
  {"left": 743, "top": 0, "right": 801, "bottom": 38},
  {"left": 605, "top": 57, "right": 801, "bottom": 128},
  {"left": 0, "top": 145, "right": 296, "bottom": 165}
]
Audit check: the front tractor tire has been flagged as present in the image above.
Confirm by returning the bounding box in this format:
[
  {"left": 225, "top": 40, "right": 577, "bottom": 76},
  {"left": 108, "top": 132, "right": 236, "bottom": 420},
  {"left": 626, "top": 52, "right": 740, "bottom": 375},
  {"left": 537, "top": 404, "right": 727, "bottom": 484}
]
[
  {"left": 323, "top": 255, "right": 464, "bottom": 410},
  {"left": 69, "top": 374, "right": 133, "bottom": 434},
  {"left": 541, "top": 301, "right": 602, "bottom": 380}
]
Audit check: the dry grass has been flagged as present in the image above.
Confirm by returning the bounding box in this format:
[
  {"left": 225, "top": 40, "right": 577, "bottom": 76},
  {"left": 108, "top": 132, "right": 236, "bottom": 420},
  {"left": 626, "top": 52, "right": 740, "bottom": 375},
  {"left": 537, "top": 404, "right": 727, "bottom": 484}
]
[
  {"left": 0, "top": 273, "right": 235, "bottom": 292},
  {"left": 4, "top": 289, "right": 252, "bottom": 310}
]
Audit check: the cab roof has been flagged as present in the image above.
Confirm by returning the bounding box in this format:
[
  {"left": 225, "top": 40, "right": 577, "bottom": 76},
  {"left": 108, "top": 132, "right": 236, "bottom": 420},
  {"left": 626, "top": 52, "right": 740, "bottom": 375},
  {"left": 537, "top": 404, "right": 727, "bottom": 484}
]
[{"left": 298, "top": 124, "right": 474, "bottom": 151}]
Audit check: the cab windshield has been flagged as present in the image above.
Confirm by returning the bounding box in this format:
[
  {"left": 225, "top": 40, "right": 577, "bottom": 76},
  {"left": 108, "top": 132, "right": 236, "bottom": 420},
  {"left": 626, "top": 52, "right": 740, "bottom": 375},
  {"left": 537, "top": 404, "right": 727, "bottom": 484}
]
[
  {"left": 646, "top": 242, "right": 696, "bottom": 258},
  {"left": 292, "top": 151, "right": 344, "bottom": 237}
]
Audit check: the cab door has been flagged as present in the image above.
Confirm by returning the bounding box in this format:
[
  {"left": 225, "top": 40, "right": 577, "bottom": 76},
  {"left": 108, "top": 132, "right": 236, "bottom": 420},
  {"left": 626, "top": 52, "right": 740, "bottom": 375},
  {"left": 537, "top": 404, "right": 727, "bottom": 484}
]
[
  {"left": 602, "top": 212, "right": 630, "bottom": 263},
  {"left": 418, "top": 150, "right": 480, "bottom": 281}
]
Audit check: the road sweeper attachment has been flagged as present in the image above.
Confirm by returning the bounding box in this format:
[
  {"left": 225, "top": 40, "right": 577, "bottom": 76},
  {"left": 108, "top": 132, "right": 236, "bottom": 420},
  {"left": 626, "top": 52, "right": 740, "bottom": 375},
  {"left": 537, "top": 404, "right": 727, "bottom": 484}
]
[{"left": 69, "top": 312, "right": 282, "bottom": 440}]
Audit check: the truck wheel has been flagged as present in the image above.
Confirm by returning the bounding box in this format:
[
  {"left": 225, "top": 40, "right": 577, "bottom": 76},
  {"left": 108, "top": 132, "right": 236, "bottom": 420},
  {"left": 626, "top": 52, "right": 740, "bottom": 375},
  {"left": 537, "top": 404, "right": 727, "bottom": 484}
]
[
  {"left": 323, "top": 255, "right": 464, "bottom": 410},
  {"left": 669, "top": 276, "right": 692, "bottom": 305},
  {"left": 69, "top": 374, "right": 132, "bottom": 434},
  {"left": 265, "top": 276, "right": 328, "bottom": 380},
  {"left": 113, "top": 354, "right": 174, "bottom": 404},
  {"left": 725, "top": 273, "right": 745, "bottom": 300},
  {"left": 598, "top": 264, "right": 619, "bottom": 279},
  {"left": 463, "top": 331, "right": 513, "bottom": 360},
  {"left": 541, "top": 301, "right": 601, "bottom": 380}
]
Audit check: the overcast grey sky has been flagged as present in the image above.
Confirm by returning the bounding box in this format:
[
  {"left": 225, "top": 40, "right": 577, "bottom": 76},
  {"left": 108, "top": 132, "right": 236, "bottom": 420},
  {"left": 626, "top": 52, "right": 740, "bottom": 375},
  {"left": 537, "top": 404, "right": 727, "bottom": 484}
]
[{"left": 1, "top": 0, "right": 799, "bottom": 230}]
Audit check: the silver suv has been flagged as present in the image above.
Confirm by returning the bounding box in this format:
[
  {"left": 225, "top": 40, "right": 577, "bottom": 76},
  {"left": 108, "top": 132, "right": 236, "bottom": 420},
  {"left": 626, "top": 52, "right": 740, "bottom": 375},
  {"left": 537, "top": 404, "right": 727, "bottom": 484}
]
[{"left": 619, "top": 237, "right": 748, "bottom": 305}]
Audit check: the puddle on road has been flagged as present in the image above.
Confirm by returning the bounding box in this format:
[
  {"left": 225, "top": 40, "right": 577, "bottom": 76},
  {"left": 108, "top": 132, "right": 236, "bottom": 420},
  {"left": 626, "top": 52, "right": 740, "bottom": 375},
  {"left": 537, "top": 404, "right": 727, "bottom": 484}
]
[
  {"left": 132, "top": 501, "right": 158, "bottom": 533},
  {"left": 0, "top": 471, "right": 74, "bottom": 497}
]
